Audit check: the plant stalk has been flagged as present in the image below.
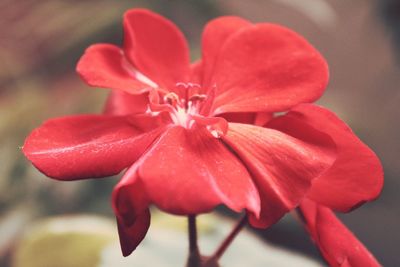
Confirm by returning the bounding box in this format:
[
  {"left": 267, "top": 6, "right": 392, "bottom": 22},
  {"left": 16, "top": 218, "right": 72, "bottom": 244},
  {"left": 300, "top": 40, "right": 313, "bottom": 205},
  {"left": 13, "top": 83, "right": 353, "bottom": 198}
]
[{"left": 208, "top": 214, "right": 247, "bottom": 262}]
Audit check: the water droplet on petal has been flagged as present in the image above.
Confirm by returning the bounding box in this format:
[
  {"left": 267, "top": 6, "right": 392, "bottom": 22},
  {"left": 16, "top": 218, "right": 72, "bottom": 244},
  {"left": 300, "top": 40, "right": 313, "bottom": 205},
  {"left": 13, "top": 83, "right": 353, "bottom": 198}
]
[{"left": 207, "top": 125, "right": 223, "bottom": 138}]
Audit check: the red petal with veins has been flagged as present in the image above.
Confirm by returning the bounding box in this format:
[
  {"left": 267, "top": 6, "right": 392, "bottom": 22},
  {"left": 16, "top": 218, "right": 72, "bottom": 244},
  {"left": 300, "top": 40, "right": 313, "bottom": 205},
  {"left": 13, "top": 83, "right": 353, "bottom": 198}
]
[
  {"left": 23, "top": 115, "right": 165, "bottom": 180},
  {"left": 130, "top": 126, "right": 261, "bottom": 216},
  {"left": 123, "top": 9, "right": 190, "bottom": 89},
  {"left": 76, "top": 44, "right": 151, "bottom": 94},
  {"left": 190, "top": 61, "right": 203, "bottom": 86},
  {"left": 104, "top": 91, "right": 150, "bottom": 115},
  {"left": 299, "top": 199, "right": 381, "bottom": 267},
  {"left": 211, "top": 24, "right": 328, "bottom": 114},
  {"left": 268, "top": 104, "right": 384, "bottom": 211},
  {"left": 221, "top": 112, "right": 273, "bottom": 126},
  {"left": 222, "top": 123, "right": 336, "bottom": 228},
  {"left": 201, "top": 16, "right": 252, "bottom": 87}
]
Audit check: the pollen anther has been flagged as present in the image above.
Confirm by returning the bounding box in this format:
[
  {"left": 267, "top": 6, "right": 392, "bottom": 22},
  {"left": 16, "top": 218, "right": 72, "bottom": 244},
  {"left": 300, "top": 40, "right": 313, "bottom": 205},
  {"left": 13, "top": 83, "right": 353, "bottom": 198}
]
[{"left": 163, "top": 92, "right": 180, "bottom": 106}]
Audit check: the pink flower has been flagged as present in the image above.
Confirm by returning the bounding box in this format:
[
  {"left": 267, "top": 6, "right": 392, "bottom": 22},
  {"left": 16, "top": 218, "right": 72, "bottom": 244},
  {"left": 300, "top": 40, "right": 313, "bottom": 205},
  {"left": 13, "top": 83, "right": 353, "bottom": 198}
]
[{"left": 23, "top": 9, "right": 383, "bottom": 265}]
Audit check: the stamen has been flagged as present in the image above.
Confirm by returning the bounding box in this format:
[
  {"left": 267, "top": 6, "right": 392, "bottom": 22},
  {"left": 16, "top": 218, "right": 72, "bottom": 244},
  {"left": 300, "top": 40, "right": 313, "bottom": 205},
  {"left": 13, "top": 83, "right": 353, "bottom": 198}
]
[
  {"left": 175, "top": 82, "right": 189, "bottom": 89},
  {"left": 187, "top": 94, "right": 208, "bottom": 116},
  {"left": 147, "top": 82, "right": 223, "bottom": 135},
  {"left": 188, "top": 94, "right": 207, "bottom": 102},
  {"left": 148, "top": 89, "right": 175, "bottom": 114},
  {"left": 175, "top": 82, "right": 201, "bottom": 90},
  {"left": 164, "top": 92, "right": 180, "bottom": 106},
  {"left": 175, "top": 82, "right": 202, "bottom": 101},
  {"left": 188, "top": 83, "right": 201, "bottom": 89}
]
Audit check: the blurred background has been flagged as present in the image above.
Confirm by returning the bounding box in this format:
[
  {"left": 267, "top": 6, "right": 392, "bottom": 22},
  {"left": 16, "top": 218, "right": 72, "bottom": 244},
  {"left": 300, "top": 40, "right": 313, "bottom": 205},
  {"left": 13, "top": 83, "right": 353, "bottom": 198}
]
[{"left": 1, "top": 0, "right": 399, "bottom": 266}]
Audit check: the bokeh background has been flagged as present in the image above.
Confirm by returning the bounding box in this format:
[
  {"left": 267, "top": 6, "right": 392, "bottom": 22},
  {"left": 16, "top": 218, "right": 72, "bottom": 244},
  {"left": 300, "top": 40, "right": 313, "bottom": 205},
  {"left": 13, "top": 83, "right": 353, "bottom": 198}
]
[{"left": 1, "top": 0, "right": 399, "bottom": 266}]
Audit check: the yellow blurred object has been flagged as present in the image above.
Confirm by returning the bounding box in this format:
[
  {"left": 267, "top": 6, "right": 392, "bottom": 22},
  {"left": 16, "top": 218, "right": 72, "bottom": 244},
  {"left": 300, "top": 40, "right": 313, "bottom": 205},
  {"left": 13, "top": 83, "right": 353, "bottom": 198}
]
[
  {"left": 12, "top": 215, "right": 116, "bottom": 267},
  {"left": 151, "top": 209, "right": 218, "bottom": 234}
]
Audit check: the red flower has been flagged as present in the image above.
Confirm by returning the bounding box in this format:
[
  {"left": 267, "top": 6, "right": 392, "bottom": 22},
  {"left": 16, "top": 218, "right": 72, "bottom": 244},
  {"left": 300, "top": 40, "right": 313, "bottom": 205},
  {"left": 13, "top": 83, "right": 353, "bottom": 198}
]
[
  {"left": 281, "top": 104, "right": 383, "bottom": 266},
  {"left": 299, "top": 199, "right": 381, "bottom": 267},
  {"left": 23, "top": 9, "right": 383, "bottom": 264}
]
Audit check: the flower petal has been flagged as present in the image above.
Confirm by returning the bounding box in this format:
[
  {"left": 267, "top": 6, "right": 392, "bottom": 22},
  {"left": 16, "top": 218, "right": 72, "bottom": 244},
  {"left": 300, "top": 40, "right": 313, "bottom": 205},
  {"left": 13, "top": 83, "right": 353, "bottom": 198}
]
[
  {"left": 201, "top": 16, "right": 251, "bottom": 86},
  {"left": 116, "top": 210, "right": 150, "bottom": 257},
  {"left": 104, "top": 91, "right": 150, "bottom": 116},
  {"left": 113, "top": 165, "right": 151, "bottom": 256},
  {"left": 221, "top": 112, "right": 273, "bottom": 126},
  {"left": 23, "top": 115, "right": 165, "bottom": 180},
  {"left": 123, "top": 9, "right": 190, "bottom": 89},
  {"left": 190, "top": 61, "right": 203, "bottom": 85},
  {"left": 210, "top": 24, "right": 328, "bottom": 114},
  {"left": 268, "top": 104, "right": 384, "bottom": 211},
  {"left": 132, "top": 126, "right": 260, "bottom": 216},
  {"left": 222, "top": 123, "right": 336, "bottom": 228},
  {"left": 76, "top": 44, "right": 152, "bottom": 93},
  {"left": 298, "top": 199, "right": 381, "bottom": 267}
]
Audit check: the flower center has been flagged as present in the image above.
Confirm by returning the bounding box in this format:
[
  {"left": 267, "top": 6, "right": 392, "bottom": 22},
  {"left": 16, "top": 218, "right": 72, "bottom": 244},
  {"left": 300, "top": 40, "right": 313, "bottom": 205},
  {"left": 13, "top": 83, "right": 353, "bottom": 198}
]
[
  {"left": 163, "top": 83, "right": 207, "bottom": 127},
  {"left": 148, "top": 82, "right": 227, "bottom": 137}
]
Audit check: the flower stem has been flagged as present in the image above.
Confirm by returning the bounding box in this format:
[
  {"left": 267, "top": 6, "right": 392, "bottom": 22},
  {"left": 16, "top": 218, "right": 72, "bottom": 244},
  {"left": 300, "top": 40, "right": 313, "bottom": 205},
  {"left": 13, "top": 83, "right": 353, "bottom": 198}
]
[
  {"left": 188, "top": 215, "right": 200, "bottom": 255},
  {"left": 209, "top": 214, "right": 247, "bottom": 261},
  {"left": 186, "top": 215, "right": 201, "bottom": 267}
]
